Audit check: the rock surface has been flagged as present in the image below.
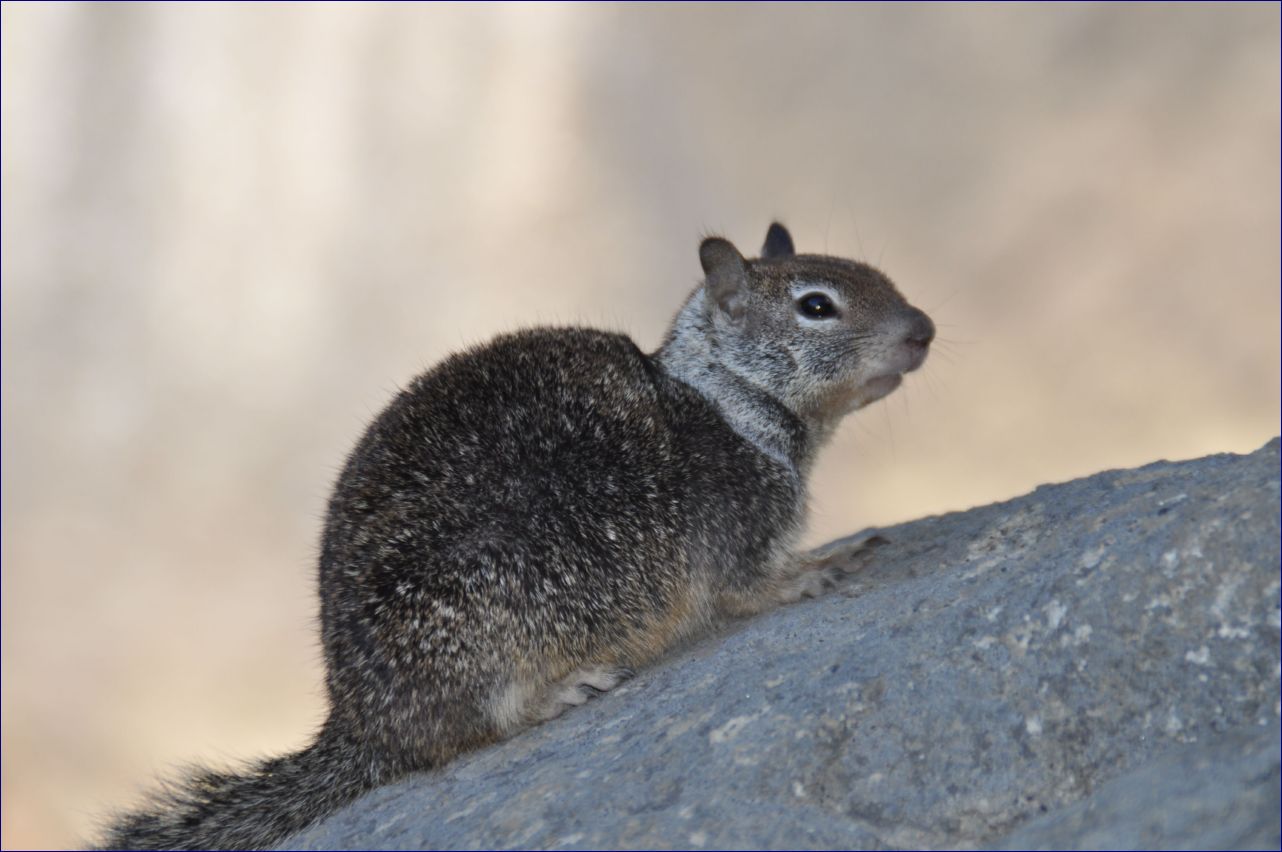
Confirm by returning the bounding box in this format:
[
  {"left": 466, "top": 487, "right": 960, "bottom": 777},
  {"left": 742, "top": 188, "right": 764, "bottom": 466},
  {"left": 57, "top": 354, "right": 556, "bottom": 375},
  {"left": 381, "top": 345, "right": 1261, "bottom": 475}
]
[
  {"left": 283, "top": 439, "right": 1282, "bottom": 850},
  {"left": 987, "top": 719, "right": 1279, "bottom": 851}
]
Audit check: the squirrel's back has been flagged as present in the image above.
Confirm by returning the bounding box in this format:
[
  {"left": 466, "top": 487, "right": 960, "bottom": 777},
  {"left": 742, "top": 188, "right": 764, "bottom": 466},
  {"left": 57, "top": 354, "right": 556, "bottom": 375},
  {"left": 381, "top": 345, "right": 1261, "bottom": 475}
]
[{"left": 319, "top": 326, "right": 803, "bottom": 768}]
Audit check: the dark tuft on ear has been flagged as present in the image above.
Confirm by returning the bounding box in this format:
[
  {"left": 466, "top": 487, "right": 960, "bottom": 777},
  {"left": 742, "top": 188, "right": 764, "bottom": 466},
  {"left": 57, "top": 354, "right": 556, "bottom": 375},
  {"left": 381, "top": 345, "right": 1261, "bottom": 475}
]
[
  {"left": 762, "top": 222, "right": 795, "bottom": 259},
  {"left": 699, "top": 237, "right": 749, "bottom": 323}
]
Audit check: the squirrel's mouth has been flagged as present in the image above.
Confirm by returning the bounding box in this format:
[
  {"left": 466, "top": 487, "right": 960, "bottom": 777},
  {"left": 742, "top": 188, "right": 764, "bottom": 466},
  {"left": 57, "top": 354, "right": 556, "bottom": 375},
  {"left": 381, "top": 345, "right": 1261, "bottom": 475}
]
[
  {"left": 838, "top": 330, "right": 931, "bottom": 412},
  {"left": 848, "top": 374, "right": 903, "bottom": 410},
  {"left": 848, "top": 337, "right": 928, "bottom": 410}
]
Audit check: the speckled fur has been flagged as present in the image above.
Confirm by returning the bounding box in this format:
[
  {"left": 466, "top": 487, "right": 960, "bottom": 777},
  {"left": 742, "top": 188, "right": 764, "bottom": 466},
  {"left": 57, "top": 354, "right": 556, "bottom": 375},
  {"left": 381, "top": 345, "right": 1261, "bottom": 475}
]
[{"left": 96, "top": 223, "right": 932, "bottom": 850}]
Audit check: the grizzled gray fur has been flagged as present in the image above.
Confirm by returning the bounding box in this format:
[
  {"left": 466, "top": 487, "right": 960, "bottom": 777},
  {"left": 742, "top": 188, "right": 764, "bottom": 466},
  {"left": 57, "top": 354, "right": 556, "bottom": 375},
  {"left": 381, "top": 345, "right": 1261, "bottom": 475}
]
[{"left": 96, "top": 223, "right": 933, "bottom": 850}]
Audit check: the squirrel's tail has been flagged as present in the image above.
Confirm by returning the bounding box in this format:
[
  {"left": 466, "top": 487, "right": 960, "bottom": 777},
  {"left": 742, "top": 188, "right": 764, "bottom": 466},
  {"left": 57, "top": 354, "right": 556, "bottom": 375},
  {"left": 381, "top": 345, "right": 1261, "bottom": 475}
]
[{"left": 95, "top": 721, "right": 384, "bottom": 851}]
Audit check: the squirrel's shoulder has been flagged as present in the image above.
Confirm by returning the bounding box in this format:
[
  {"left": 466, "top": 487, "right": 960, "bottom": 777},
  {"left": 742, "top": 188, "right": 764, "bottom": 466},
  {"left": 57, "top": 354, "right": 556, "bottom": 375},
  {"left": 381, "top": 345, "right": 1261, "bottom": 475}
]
[
  {"left": 333, "top": 324, "right": 733, "bottom": 503},
  {"left": 408, "top": 325, "right": 659, "bottom": 400},
  {"left": 354, "top": 326, "right": 697, "bottom": 459}
]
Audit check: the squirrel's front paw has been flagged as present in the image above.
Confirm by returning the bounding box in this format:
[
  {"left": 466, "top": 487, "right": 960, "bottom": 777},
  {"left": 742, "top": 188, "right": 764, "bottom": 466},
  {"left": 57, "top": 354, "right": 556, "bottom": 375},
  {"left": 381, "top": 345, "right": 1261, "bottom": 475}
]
[
  {"left": 777, "top": 534, "right": 890, "bottom": 604},
  {"left": 811, "top": 533, "right": 888, "bottom": 575},
  {"left": 778, "top": 565, "right": 839, "bottom": 603},
  {"left": 801, "top": 565, "right": 841, "bottom": 598},
  {"left": 533, "top": 665, "right": 630, "bottom": 721}
]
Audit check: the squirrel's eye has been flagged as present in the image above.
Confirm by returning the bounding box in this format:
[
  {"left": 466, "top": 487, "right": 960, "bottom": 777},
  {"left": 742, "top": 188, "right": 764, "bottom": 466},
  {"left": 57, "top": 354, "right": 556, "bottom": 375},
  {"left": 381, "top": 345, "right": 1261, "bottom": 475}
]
[{"left": 796, "top": 292, "right": 838, "bottom": 320}]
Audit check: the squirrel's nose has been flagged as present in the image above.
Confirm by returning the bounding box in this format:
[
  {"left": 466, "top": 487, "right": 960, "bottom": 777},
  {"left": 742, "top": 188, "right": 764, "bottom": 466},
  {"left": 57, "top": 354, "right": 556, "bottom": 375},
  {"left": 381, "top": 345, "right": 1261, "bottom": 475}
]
[{"left": 902, "top": 308, "right": 935, "bottom": 350}]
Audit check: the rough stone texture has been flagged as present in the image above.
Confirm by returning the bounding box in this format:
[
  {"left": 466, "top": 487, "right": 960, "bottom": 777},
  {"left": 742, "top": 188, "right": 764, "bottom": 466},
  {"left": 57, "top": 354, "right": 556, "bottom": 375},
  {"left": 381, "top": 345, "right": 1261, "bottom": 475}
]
[
  {"left": 283, "top": 439, "right": 1281, "bottom": 850},
  {"left": 986, "top": 719, "right": 1279, "bottom": 851}
]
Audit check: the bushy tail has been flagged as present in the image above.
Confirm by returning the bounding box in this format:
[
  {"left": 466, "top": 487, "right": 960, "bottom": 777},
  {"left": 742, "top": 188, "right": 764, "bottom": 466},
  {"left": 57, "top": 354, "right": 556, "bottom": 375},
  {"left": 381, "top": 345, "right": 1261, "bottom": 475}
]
[{"left": 95, "top": 722, "right": 384, "bottom": 851}]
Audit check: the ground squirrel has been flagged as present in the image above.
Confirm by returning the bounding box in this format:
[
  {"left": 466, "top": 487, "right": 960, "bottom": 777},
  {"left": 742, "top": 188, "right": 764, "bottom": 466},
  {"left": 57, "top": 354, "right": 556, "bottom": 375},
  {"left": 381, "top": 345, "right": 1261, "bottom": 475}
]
[{"left": 97, "top": 223, "right": 934, "bottom": 850}]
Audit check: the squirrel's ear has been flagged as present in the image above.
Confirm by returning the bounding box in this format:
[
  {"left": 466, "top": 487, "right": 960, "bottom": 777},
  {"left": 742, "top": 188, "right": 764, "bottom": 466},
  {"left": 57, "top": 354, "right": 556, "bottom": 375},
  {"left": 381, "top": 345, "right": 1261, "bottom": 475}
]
[
  {"left": 700, "top": 237, "right": 749, "bottom": 322},
  {"left": 761, "top": 222, "right": 795, "bottom": 259}
]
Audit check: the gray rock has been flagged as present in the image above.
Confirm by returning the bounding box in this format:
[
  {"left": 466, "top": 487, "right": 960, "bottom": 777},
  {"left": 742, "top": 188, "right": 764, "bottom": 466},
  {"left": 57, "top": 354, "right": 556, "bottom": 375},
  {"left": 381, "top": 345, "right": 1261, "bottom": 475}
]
[
  {"left": 986, "top": 719, "right": 1279, "bottom": 851},
  {"left": 283, "top": 438, "right": 1281, "bottom": 850}
]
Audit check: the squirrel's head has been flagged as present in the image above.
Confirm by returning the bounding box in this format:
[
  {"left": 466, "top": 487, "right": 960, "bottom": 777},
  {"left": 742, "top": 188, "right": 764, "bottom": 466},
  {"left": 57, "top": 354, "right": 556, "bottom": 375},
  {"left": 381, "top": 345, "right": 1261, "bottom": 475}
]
[{"left": 698, "top": 223, "right": 934, "bottom": 423}]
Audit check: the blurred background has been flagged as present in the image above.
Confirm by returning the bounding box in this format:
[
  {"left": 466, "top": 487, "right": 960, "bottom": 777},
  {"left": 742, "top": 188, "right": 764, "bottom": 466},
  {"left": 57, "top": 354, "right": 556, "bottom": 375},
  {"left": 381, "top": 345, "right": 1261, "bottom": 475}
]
[{"left": 2, "top": 3, "right": 1278, "bottom": 847}]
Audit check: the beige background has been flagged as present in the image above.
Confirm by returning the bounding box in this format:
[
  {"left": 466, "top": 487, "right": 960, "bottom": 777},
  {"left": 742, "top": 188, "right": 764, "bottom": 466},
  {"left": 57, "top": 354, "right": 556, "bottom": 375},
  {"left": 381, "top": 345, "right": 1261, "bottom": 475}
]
[{"left": 2, "top": 3, "right": 1278, "bottom": 848}]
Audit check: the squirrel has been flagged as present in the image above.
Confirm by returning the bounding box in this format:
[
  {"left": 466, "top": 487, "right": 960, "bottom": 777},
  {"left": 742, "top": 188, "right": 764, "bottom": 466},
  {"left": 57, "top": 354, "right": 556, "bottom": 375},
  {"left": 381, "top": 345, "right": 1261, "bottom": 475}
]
[{"left": 95, "top": 222, "right": 934, "bottom": 850}]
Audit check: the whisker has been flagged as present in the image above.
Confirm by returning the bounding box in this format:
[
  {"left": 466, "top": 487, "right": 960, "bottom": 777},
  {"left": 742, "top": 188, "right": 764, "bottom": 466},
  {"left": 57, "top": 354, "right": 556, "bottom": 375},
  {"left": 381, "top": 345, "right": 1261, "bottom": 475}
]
[
  {"left": 926, "top": 287, "right": 966, "bottom": 313},
  {"left": 918, "top": 369, "right": 941, "bottom": 399},
  {"left": 825, "top": 188, "right": 839, "bottom": 254},
  {"left": 881, "top": 396, "right": 896, "bottom": 458},
  {"left": 843, "top": 199, "right": 865, "bottom": 262},
  {"left": 846, "top": 412, "right": 879, "bottom": 442},
  {"left": 924, "top": 367, "right": 947, "bottom": 398}
]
